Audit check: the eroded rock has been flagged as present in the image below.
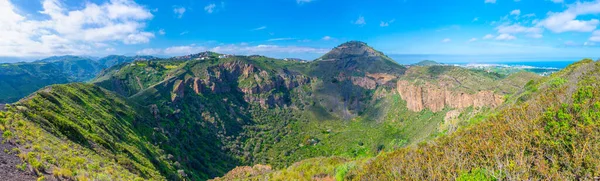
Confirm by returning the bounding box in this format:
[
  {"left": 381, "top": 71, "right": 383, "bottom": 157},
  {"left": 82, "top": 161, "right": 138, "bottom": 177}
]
[{"left": 397, "top": 80, "right": 504, "bottom": 112}]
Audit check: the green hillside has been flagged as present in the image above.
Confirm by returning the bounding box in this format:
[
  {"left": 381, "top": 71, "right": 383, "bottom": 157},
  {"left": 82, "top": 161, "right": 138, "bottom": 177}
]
[
  {"left": 214, "top": 59, "right": 600, "bottom": 180},
  {"left": 0, "top": 55, "right": 155, "bottom": 104},
  {"left": 0, "top": 42, "right": 544, "bottom": 180}
]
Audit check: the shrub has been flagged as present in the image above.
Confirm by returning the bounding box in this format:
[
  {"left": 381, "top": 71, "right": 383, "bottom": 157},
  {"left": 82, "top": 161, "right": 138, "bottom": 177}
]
[
  {"left": 456, "top": 168, "right": 496, "bottom": 181},
  {"left": 2, "top": 130, "right": 13, "bottom": 139}
]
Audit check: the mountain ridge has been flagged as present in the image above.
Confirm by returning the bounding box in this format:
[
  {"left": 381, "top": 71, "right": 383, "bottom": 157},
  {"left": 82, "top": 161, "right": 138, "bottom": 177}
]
[{"left": 0, "top": 41, "right": 565, "bottom": 181}]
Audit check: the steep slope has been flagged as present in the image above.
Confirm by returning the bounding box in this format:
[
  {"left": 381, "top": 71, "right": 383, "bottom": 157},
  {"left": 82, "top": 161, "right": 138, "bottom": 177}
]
[
  {"left": 91, "top": 50, "right": 418, "bottom": 178},
  {"left": 0, "top": 55, "right": 149, "bottom": 103},
  {"left": 1, "top": 84, "right": 177, "bottom": 180},
  {"left": 397, "top": 66, "right": 540, "bottom": 112},
  {"left": 0, "top": 41, "right": 543, "bottom": 180},
  {"left": 0, "top": 63, "right": 71, "bottom": 103},
  {"left": 214, "top": 59, "right": 600, "bottom": 180},
  {"left": 307, "top": 41, "right": 407, "bottom": 119}
]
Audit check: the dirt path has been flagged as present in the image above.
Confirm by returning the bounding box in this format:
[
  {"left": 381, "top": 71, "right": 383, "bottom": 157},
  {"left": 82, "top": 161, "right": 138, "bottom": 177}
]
[{"left": 0, "top": 132, "right": 36, "bottom": 181}]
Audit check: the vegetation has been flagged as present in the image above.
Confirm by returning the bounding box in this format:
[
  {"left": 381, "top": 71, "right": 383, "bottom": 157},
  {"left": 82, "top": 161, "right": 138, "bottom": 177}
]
[
  {"left": 0, "top": 42, "right": 562, "bottom": 180},
  {"left": 215, "top": 59, "right": 600, "bottom": 180},
  {"left": 0, "top": 55, "right": 155, "bottom": 104}
]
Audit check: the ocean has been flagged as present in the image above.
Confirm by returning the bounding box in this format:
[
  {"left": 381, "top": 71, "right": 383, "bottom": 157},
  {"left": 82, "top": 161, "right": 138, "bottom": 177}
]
[{"left": 388, "top": 54, "right": 595, "bottom": 69}]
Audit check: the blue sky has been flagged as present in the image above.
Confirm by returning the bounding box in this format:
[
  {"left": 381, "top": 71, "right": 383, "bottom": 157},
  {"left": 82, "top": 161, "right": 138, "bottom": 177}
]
[{"left": 2, "top": 0, "right": 600, "bottom": 63}]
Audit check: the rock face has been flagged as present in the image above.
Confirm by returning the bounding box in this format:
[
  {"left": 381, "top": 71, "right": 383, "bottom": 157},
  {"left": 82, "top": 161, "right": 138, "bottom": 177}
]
[
  {"left": 397, "top": 80, "right": 504, "bottom": 112},
  {"left": 171, "top": 80, "right": 185, "bottom": 102},
  {"left": 187, "top": 61, "right": 310, "bottom": 108}
]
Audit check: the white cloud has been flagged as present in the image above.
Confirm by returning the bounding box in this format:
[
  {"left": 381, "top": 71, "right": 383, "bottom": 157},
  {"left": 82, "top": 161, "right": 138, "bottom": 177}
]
[
  {"left": 584, "top": 41, "right": 596, "bottom": 46},
  {"left": 124, "top": 32, "right": 155, "bottom": 44},
  {"left": 173, "top": 7, "right": 186, "bottom": 18},
  {"left": 251, "top": 26, "right": 267, "bottom": 31},
  {"left": 204, "top": 3, "right": 216, "bottom": 13},
  {"left": 267, "top": 38, "right": 295, "bottom": 41},
  {"left": 105, "top": 47, "right": 115, "bottom": 52},
  {"left": 497, "top": 24, "right": 542, "bottom": 34},
  {"left": 211, "top": 44, "right": 330, "bottom": 55},
  {"left": 137, "top": 48, "right": 163, "bottom": 55},
  {"left": 496, "top": 24, "right": 543, "bottom": 38},
  {"left": 180, "top": 31, "right": 189, "bottom": 35},
  {"left": 380, "top": 19, "right": 395, "bottom": 27},
  {"left": 550, "top": 0, "right": 564, "bottom": 3},
  {"left": 0, "top": 0, "right": 154, "bottom": 57},
  {"left": 538, "top": 1, "right": 600, "bottom": 33},
  {"left": 353, "top": 16, "right": 366, "bottom": 26},
  {"left": 485, "top": 0, "right": 496, "bottom": 4},
  {"left": 297, "top": 0, "right": 313, "bottom": 4},
  {"left": 442, "top": 38, "right": 451, "bottom": 43},
  {"left": 483, "top": 34, "right": 495, "bottom": 39},
  {"left": 468, "top": 38, "right": 478, "bottom": 42},
  {"left": 590, "top": 30, "right": 600, "bottom": 42},
  {"left": 159, "top": 29, "right": 166, "bottom": 35},
  {"left": 510, "top": 9, "right": 521, "bottom": 16},
  {"left": 496, "top": 33, "right": 516, "bottom": 40},
  {"left": 137, "top": 44, "right": 330, "bottom": 56},
  {"left": 322, "top": 36, "right": 332, "bottom": 41},
  {"left": 380, "top": 21, "right": 389, "bottom": 27},
  {"left": 165, "top": 45, "right": 207, "bottom": 54}
]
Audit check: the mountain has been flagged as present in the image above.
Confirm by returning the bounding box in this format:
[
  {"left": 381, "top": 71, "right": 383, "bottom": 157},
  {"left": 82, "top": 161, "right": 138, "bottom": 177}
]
[
  {"left": 0, "top": 55, "right": 155, "bottom": 104},
  {"left": 97, "top": 55, "right": 158, "bottom": 68},
  {"left": 412, "top": 60, "right": 441, "bottom": 66},
  {"left": 0, "top": 41, "right": 549, "bottom": 180},
  {"left": 214, "top": 59, "right": 600, "bottom": 180}
]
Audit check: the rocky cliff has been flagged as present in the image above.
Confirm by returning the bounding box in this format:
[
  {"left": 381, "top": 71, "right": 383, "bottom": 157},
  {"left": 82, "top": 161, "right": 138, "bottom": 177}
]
[
  {"left": 397, "top": 80, "right": 504, "bottom": 112},
  {"left": 182, "top": 62, "right": 310, "bottom": 108}
]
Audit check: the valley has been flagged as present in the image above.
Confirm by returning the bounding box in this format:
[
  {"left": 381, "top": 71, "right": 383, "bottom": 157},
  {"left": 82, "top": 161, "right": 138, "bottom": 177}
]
[{"left": 0, "top": 41, "right": 571, "bottom": 180}]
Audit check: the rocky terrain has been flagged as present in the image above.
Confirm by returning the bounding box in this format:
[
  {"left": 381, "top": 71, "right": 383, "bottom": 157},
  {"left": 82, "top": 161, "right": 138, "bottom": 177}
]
[
  {"left": 0, "top": 41, "right": 544, "bottom": 181},
  {"left": 0, "top": 132, "right": 36, "bottom": 181},
  {"left": 397, "top": 80, "right": 504, "bottom": 112}
]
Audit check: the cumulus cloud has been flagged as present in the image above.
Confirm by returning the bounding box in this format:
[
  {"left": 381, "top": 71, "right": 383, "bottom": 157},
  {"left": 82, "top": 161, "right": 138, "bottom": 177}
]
[
  {"left": 322, "top": 36, "right": 332, "bottom": 41},
  {"left": 441, "top": 38, "right": 452, "bottom": 43},
  {"left": 483, "top": 34, "right": 495, "bottom": 39},
  {"left": 538, "top": 0, "right": 600, "bottom": 33},
  {"left": 0, "top": 0, "right": 154, "bottom": 57},
  {"left": 173, "top": 7, "right": 186, "bottom": 18},
  {"left": 124, "top": 32, "right": 155, "bottom": 44},
  {"left": 496, "top": 24, "right": 543, "bottom": 38},
  {"left": 510, "top": 9, "right": 521, "bottom": 16},
  {"left": 485, "top": 0, "right": 496, "bottom": 4},
  {"left": 495, "top": 33, "right": 517, "bottom": 40},
  {"left": 468, "top": 38, "right": 478, "bottom": 42}
]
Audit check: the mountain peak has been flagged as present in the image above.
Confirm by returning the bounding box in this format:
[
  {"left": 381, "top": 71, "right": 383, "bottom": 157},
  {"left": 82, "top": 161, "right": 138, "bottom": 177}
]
[{"left": 318, "top": 41, "right": 386, "bottom": 61}]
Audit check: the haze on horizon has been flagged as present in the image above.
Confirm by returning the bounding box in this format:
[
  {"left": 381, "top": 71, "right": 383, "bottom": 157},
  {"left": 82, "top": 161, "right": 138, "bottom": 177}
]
[{"left": 2, "top": 0, "right": 600, "bottom": 62}]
